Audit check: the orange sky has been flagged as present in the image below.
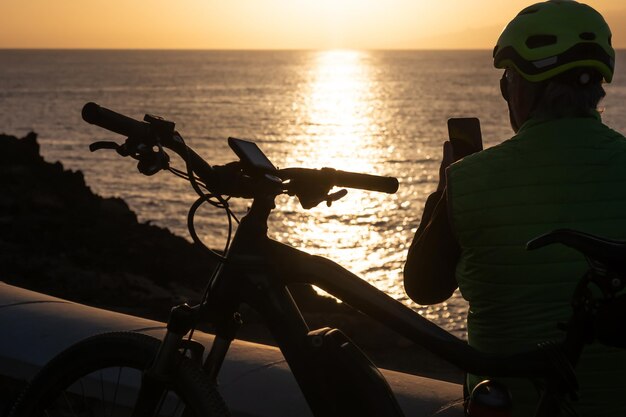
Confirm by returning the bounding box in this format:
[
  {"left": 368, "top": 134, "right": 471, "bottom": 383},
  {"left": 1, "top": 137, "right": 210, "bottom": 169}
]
[{"left": 2, "top": 0, "right": 625, "bottom": 49}]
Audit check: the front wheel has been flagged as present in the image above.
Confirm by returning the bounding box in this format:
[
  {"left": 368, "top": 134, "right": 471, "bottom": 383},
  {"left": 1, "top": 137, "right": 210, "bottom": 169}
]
[{"left": 10, "top": 332, "right": 230, "bottom": 417}]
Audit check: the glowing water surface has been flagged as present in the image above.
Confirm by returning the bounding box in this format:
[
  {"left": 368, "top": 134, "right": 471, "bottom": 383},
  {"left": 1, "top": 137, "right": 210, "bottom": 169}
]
[{"left": 3, "top": 49, "right": 626, "bottom": 338}]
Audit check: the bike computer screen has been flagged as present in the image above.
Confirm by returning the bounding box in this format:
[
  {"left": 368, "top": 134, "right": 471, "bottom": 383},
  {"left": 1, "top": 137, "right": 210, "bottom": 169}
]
[{"left": 228, "top": 137, "right": 277, "bottom": 174}]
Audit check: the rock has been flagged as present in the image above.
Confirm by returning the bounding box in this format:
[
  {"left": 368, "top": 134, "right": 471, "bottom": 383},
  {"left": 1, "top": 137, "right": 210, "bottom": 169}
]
[
  {"left": 0, "top": 132, "right": 42, "bottom": 165},
  {"left": 0, "top": 132, "right": 215, "bottom": 320}
]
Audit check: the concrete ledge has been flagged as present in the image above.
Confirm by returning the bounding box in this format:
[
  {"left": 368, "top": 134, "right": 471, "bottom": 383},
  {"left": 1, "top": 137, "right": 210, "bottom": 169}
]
[{"left": 0, "top": 282, "right": 463, "bottom": 416}]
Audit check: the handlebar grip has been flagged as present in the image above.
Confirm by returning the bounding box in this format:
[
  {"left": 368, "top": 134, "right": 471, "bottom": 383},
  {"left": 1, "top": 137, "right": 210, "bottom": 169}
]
[
  {"left": 331, "top": 169, "right": 399, "bottom": 194},
  {"left": 82, "top": 102, "right": 150, "bottom": 138}
]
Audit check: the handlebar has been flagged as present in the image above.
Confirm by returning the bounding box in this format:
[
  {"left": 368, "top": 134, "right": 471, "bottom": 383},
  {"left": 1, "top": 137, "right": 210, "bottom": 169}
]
[
  {"left": 82, "top": 102, "right": 151, "bottom": 139},
  {"left": 82, "top": 102, "right": 399, "bottom": 206},
  {"left": 279, "top": 168, "right": 398, "bottom": 194},
  {"left": 333, "top": 169, "right": 399, "bottom": 194}
]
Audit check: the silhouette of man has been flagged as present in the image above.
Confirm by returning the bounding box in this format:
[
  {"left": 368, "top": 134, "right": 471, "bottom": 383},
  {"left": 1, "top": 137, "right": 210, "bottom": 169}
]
[{"left": 404, "top": 1, "right": 626, "bottom": 415}]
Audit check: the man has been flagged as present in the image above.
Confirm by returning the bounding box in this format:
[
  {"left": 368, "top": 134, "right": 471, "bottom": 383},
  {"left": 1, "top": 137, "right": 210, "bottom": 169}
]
[{"left": 404, "top": 1, "right": 626, "bottom": 416}]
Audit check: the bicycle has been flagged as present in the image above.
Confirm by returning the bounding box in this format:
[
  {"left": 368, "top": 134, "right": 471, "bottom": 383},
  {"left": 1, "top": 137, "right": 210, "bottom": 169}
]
[{"left": 9, "top": 103, "right": 626, "bottom": 417}]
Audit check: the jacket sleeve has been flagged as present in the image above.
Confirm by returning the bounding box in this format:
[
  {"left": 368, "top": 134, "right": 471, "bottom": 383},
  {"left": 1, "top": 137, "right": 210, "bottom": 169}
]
[{"left": 403, "top": 188, "right": 460, "bottom": 305}]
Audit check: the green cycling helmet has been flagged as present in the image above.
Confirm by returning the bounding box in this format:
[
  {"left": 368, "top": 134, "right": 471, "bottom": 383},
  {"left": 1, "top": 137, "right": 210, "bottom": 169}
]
[{"left": 493, "top": 0, "right": 615, "bottom": 83}]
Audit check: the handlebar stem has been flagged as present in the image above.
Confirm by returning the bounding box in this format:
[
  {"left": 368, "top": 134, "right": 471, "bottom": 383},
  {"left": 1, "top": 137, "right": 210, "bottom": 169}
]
[{"left": 235, "top": 195, "right": 275, "bottom": 240}]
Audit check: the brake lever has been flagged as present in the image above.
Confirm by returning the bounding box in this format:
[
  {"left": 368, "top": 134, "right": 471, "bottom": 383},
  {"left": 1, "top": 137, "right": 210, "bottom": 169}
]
[
  {"left": 89, "top": 141, "right": 120, "bottom": 152},
  {"left": 89, "top": 140, "right": 133, "bottom": 157},
  {"left": 89, "top": 139, "right": 169, "bottom": 176},
  {"left": 292, "top": 187, "right": 348, "bottom": 209},
  {"left": 325, "top": 189, "right": 348, "bottom": 207}
]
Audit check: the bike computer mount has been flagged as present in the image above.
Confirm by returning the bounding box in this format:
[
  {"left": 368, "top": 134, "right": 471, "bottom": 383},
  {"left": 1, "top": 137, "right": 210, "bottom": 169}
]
[{"left": 228, "top": 137, "right": 348, "bottom": 209}]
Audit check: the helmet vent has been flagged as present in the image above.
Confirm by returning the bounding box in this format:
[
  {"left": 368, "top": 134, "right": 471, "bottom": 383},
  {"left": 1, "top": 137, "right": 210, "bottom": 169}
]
[
  {"left": 526, "top": 35, "right": 557, "bottom": 49},
  {"left": 579, "top": 32, "right": 596, "bottom": 41}
]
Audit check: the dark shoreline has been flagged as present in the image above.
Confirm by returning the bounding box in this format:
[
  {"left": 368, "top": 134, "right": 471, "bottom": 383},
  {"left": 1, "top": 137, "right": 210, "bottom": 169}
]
[{"left": 0, "top": 132, "right": 463, "bottom": 383}]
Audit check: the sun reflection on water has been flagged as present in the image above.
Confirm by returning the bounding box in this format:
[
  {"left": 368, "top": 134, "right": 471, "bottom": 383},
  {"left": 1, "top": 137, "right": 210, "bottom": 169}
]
[
  {"left": 276, "top": 50, "right": 402, "bottom": 297},
  {"left": 286, "top": 49, "right": 378, "bottom": 171}
]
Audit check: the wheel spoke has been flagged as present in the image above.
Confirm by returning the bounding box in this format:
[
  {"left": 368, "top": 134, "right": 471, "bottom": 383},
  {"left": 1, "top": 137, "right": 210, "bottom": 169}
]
[
  {"left": 100, "top": 370, "right": 106, "bottom": 415},
  {"left": 155, "top": 390, "right": 168, "bottom": 416},
  {"left": 171, "top": 397, "right": 183, "bottom": 417},
  {"left": 109, "top": 367, "right": 123, "bottom": 417}
]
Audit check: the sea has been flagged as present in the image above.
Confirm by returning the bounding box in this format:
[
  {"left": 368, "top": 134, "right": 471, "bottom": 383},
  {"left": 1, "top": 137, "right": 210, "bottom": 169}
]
[{"left": 3, "top": 49, "right": 626, "bottom": 339}]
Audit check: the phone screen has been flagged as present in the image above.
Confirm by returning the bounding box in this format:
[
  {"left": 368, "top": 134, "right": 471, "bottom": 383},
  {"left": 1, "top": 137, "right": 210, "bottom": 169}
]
[
  {"left": 447, "top": 117, "right": 483, "bottom": 159},
  {"left": 228, "top": 137, "right": 277, "bottom": 173}
]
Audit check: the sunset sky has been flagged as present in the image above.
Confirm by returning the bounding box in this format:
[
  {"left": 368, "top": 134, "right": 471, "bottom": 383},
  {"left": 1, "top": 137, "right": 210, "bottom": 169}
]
[{"left": 2, "top": 0, "right": 626, "bottom": 50}]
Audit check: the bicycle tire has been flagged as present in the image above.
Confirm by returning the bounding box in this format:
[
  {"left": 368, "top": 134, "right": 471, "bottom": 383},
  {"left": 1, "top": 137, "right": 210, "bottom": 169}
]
[{"left": 9, "top": 331, "right": 231, "bottom": 417}]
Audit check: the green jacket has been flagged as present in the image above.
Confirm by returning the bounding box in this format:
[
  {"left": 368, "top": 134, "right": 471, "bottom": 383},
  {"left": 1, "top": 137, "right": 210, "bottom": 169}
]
[{"left": 447, "top": 115, "right": 626, "bottom": 416}]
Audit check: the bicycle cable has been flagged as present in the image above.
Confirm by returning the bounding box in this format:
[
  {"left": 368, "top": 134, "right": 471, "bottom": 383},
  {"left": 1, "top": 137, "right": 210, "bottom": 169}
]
[
  {"left": 170, "top": 134, "right": 237, "bottom": 263},
  {"left": 170, "top": 134, "right": 242, "bottom": 344}
]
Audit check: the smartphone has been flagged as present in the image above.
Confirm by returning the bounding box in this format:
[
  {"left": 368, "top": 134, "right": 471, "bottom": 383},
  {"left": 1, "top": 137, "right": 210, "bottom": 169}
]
[
  {"left": 447, "top": 117, "right": 483, "bottom": 159},
  {"left": 228, "top": 137, "right": 277, "bottom": 174}
]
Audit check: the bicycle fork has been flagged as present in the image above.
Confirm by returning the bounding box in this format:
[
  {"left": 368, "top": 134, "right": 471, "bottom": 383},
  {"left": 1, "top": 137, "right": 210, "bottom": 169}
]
[
  {"left": 130, "top": 301, "right": 242, "bottom": 416},
  {"left": 131, "top": 304, "right": 205, "bottom": 416}
]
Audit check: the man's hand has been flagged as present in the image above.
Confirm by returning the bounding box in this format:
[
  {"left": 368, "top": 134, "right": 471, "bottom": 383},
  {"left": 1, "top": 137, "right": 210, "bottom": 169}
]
[{"left": 436, "top": 141, "right": 455, "bottom": 192}]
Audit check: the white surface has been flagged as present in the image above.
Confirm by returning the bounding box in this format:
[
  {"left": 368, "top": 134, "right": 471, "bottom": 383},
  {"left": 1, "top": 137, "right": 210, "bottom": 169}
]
[{"left": 0, "top": 282, "right": 463, "bottom": 416}]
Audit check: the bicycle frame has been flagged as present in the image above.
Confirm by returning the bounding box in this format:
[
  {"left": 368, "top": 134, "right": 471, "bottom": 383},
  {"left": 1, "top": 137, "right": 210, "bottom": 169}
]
[{"left": 189, "top": 194, "right": 559, "bottom": 417}]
